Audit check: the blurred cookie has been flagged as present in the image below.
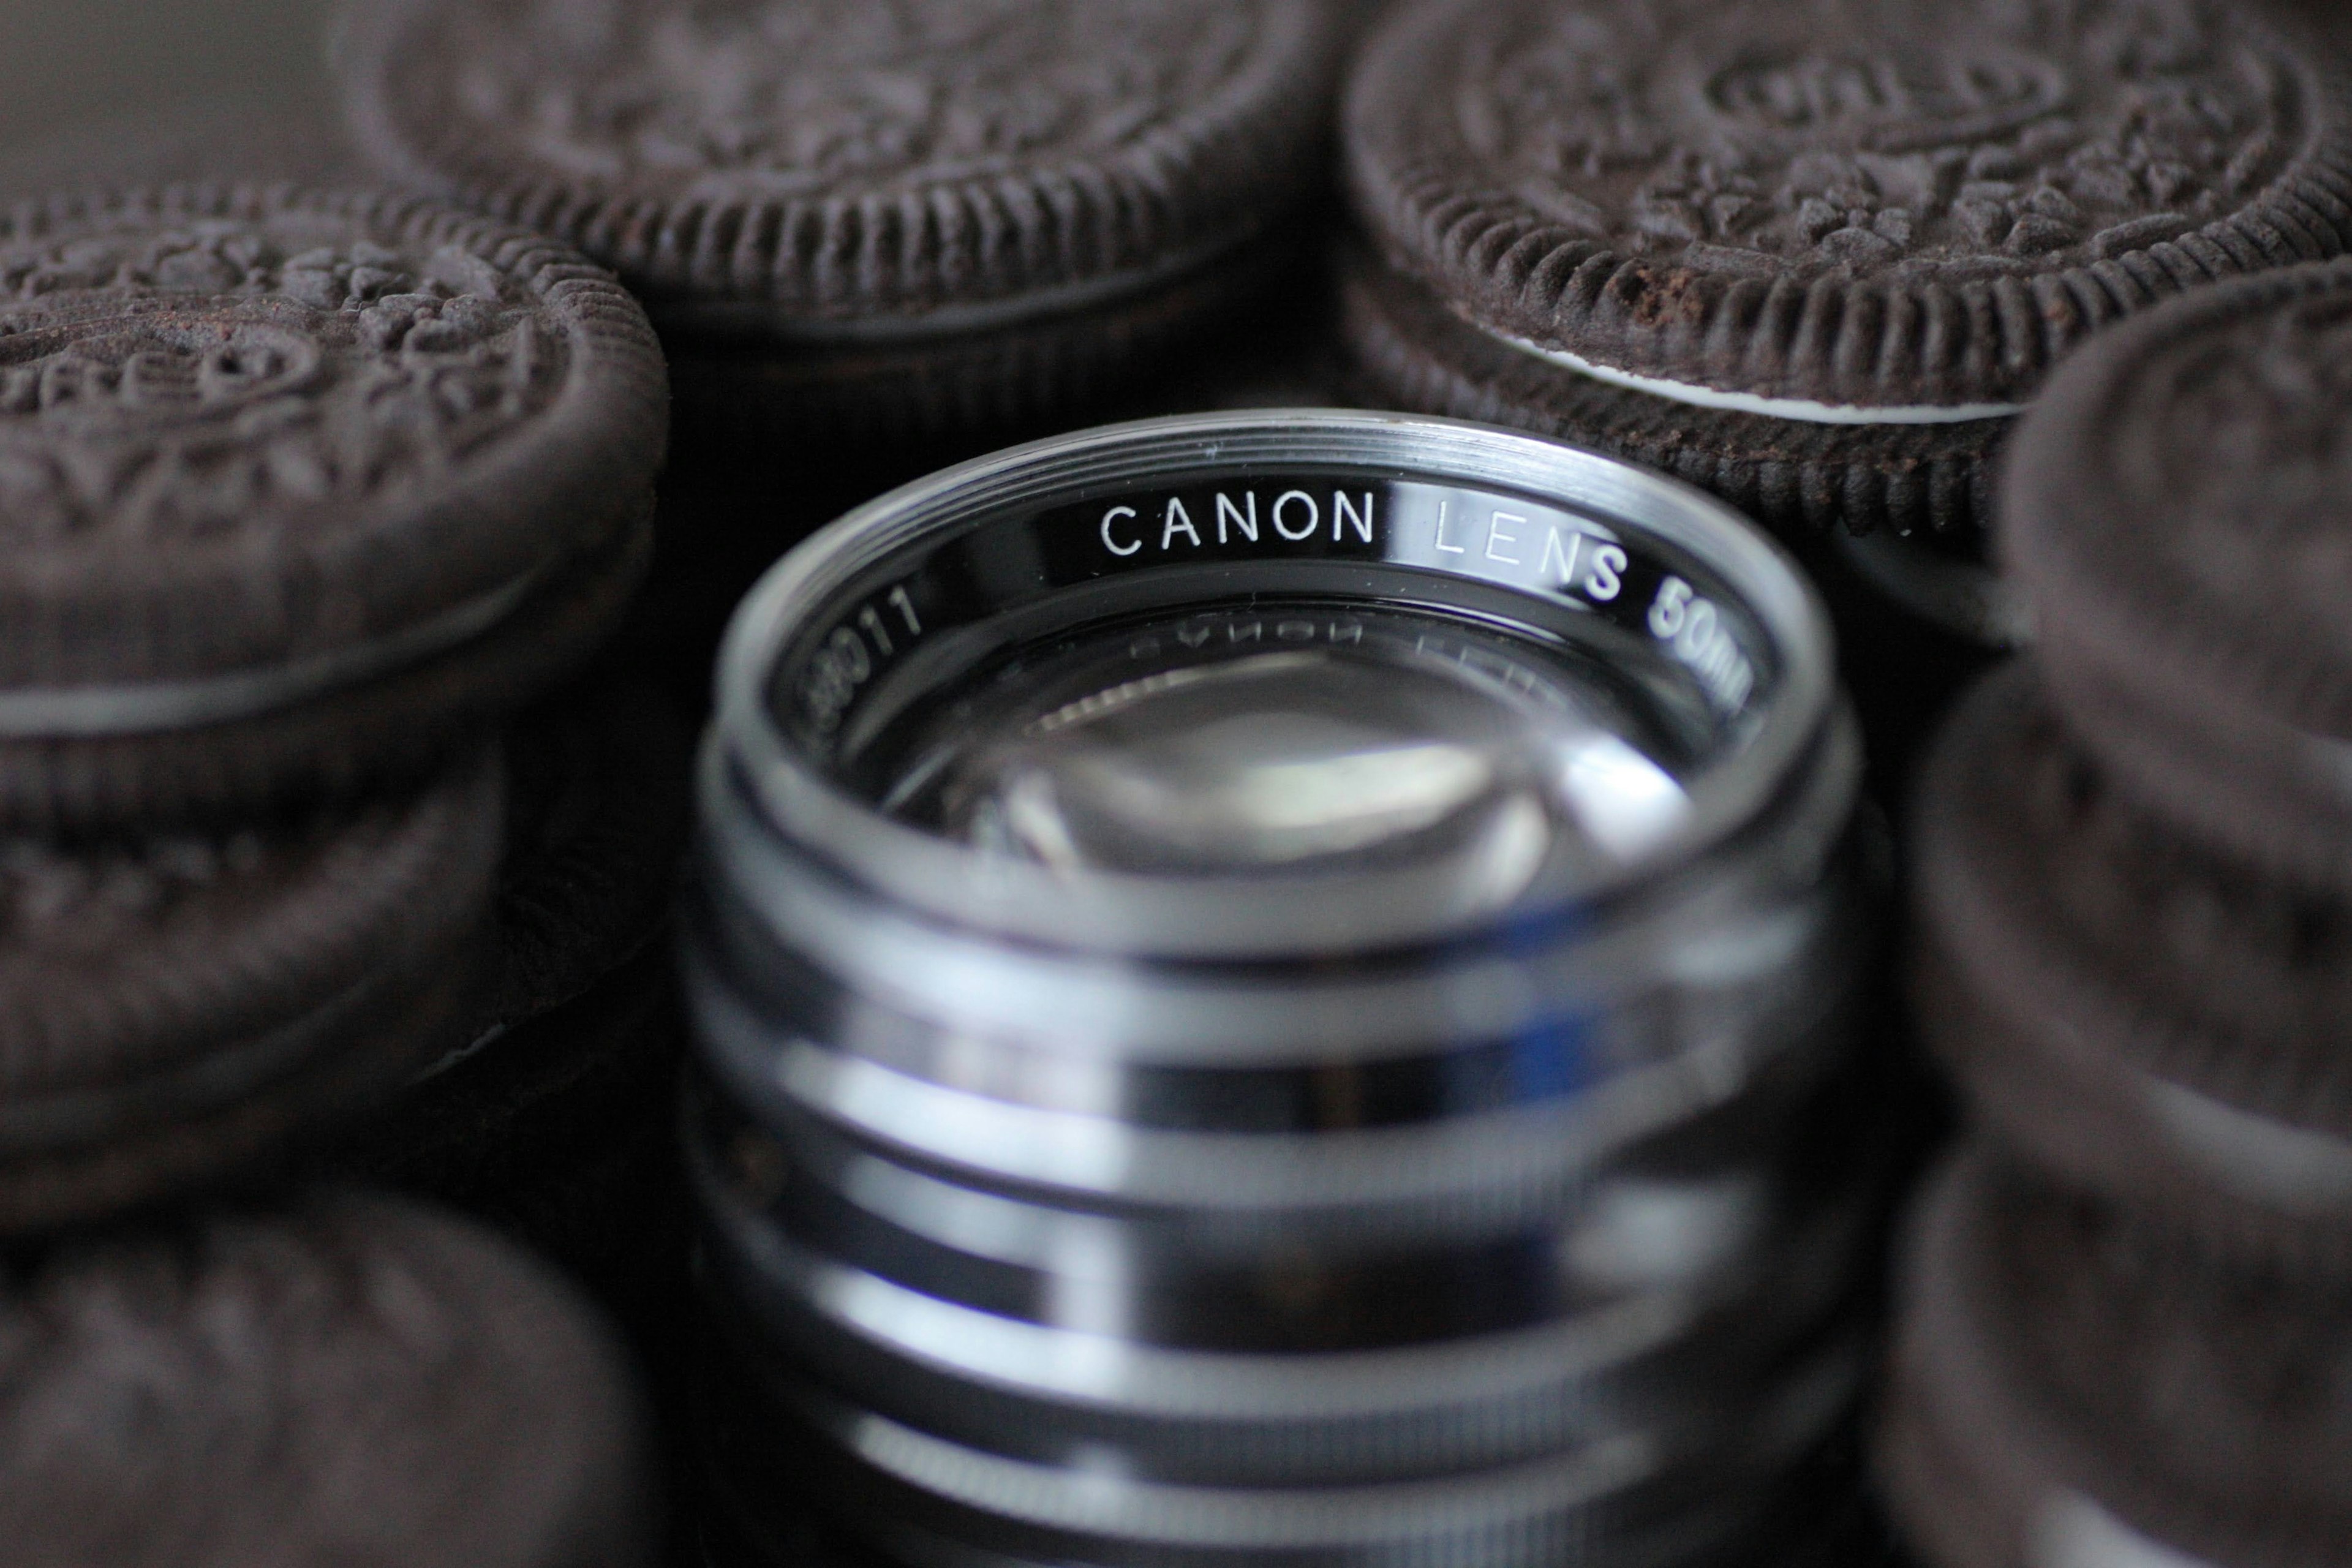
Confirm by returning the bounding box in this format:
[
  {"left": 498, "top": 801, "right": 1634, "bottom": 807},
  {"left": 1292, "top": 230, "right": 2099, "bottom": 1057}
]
[
  {"left": 1881, "top": 1147, "right": 2352, "bottom": 1568},
  {"left": 0, "top": 184, "right": 667, "bottom": 831},
  {"left": 1343, "top": 0, "right": 2352, "bottom": 540},
  {"left": 1913, "top": 663, "right": 2352, "bottom": 1276},
  {"left": 337, "top": 0, "right": 1341, "bottom": 449},
  {"left": 0, "top": 751, "right": 499, "bottom": 1235},
  {"left": 2005, "top": 253, "right": 2352, "bottom": 894},
  {"left": 0, "top": 1189, "right": 652, "bottom": 1566}
]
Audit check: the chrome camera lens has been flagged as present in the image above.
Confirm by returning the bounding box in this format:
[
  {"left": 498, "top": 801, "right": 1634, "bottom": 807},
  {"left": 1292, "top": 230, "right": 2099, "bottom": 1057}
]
[{"left": 685, "top": 412, "right": 1884, "bottom": 1568}]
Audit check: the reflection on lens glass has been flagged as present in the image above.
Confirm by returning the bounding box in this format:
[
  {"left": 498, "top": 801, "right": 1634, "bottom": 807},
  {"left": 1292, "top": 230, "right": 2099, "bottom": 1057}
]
[
  {"left": 897, "top": 628, "right": 1692, "bottom": 899},
  {"left": 872, "top": 597, "right": 1702, "bottom": 899}
]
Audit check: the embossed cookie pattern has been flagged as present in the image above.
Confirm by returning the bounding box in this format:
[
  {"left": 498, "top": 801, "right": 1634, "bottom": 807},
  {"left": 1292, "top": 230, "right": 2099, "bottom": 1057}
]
[
  {"left": 0, "top": 217, "right": 560, "bottom": 544},
  {"left": 412, "top": 0, "right": 1262, "bottom": 200},
  {"left": 1452, "top": 0, "right": 2304, "bottom": 281}
]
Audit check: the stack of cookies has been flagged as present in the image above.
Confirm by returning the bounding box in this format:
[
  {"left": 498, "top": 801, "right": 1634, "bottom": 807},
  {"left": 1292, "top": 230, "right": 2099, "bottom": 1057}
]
[
  {"left": 0, "top": 183, "right": 671, "bottom": 1561},
  {"left": 330, "top": 0, "right": 1352, "bottom": 704},
  {"left": 1337, "top": 0, "right": 2352, "bottom": 780},
  {"left": 1886, "top": 257, "right": 2352, "bottom": 1564},
  {"left": 0, "top": 183, "right": 669, "bottom": 1220}
]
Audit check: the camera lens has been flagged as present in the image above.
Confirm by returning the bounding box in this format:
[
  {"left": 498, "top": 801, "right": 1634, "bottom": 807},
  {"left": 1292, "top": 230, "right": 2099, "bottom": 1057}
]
[{"left": 685, "top": 412, "right": 1882, "bottom": 1568}]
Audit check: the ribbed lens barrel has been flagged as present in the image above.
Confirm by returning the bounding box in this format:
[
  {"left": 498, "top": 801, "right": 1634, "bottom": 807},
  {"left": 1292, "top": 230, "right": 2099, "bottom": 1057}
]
[{"left": 687, "top": 412, "right": 1885, "bottom": 1568}]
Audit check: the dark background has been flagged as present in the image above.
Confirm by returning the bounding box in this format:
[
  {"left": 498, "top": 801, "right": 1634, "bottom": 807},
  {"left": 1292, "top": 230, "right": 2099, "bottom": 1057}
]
[
  {"left": 9, "top": 0, "right": 2348, "bottom": 160},
  {"left": 0, "top": 0, "right": 331, "bottom": 156}
]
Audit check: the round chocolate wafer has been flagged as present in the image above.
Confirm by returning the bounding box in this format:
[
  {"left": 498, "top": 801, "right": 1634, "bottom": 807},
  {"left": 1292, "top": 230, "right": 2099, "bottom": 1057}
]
[
  {"left": 1880, "top": 1147, "right": 2352, "bottom": 1568},
  {"left": 2005, "top": 254, "right": 2352, "bottom": 894},
  {"left": 0, "top": 1190, "right": 651, "bottom": 1567},
  {"left": 0, "top": 751, "right": 501, "bottom": 1235},
  {"left": 1344, "top": 0, "right": 2352, "bottom": 539},
  {"left": 0, "top": 183, "right": 666, "bottom": 830},
  {"left": 1913, "top": 663, "right": 2352, "bottom": 1276},
  {"left": 336, "top": 0, "right": 1338, "bottom": 446}
]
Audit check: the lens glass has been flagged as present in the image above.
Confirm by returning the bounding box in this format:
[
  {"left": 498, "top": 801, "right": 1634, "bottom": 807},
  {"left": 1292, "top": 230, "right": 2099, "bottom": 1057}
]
[{"left": 881, "top": 603, "right": 1708, "bottom": 880}]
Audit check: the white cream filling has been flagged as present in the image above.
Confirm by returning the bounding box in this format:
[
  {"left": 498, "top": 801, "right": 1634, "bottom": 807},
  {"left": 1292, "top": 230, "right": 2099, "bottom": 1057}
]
[
  {"left": 1488, "top": 328, "right": 2028, "bottom": 426},
  {"left": 2150, "top": 1077, "right": 2352, "bottom": 1209},
  {"left": 2032, "top": 1494, "right": 2217, "bottom": 1568},
  {"left": 1834, "top": 527, "right": 2037, "bottom": 649},
  {"left": 413, "top": 1020, "right": 508, "bottom": 1085}
]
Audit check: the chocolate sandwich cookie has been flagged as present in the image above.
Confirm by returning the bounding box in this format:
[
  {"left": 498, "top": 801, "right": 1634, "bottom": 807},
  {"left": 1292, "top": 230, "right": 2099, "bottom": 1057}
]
[
  {"left": 1343, "top": 0, "right": 2352, "bottom": 542},
  {"left": 1913, "top": 663, "right": 2352, "bottom": 1276},
  {"left": 0, "top": 183, "right": 666, "bottom": 832},
  {"left": 2005, "top": 254, "right": 2352, "bottom": 895},
  {"left": 0, "top": 1190, "right": 651, "bottom": 1566},
  {"left": 0, "top": 750, "right": 499, "bottom": 1235},
  {"left": 336, "top": 0, "right": 1340, "bottom": 450},
  {"left": 1880, "top": 1148, "right": 2352, "bottom": 1568}
]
